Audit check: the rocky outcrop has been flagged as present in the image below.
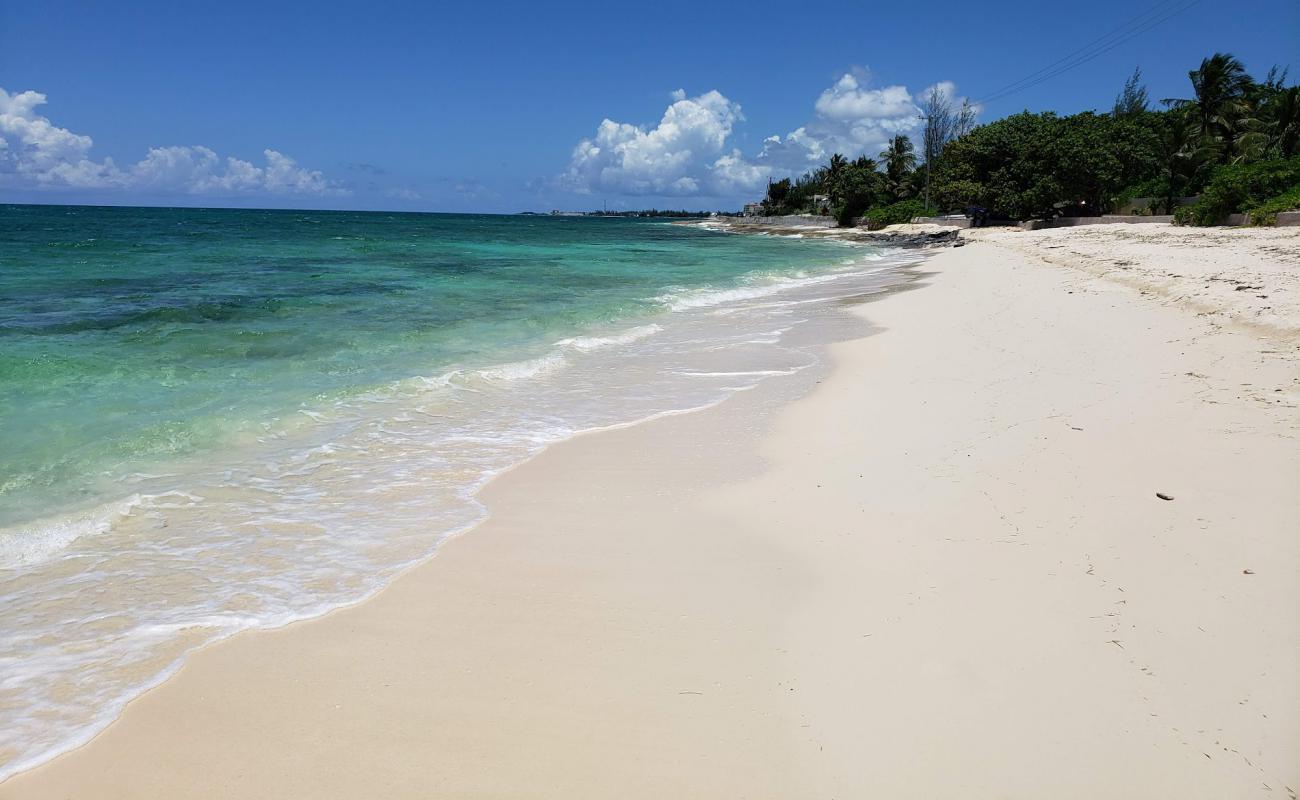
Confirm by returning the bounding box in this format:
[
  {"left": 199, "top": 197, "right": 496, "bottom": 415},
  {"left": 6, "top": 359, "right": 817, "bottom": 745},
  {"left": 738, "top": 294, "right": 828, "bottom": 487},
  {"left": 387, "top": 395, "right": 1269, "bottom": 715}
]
[{"left": 853, "top": 228, "right": 961, "bottom": 248}]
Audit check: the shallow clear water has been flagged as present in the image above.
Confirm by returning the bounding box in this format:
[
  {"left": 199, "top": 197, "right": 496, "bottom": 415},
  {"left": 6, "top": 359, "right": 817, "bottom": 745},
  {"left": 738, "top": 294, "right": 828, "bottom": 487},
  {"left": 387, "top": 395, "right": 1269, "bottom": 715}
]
[{"left": 0, "top": 205, "right": 922, "bottom": 778}]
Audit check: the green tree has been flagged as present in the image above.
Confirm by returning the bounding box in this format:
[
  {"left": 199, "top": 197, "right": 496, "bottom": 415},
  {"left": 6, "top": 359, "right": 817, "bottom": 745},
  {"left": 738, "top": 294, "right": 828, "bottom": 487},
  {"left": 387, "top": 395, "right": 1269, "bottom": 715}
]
[
  {"left": 1167, "top": 53, "right": 1254, "bottom": 162},
  {"left": 878, "top": 135, "right": 917, "bottom": 202},
  {"left": 933, "top": 111, "right": 1159, "bottom": 220},
  {"left": 762, "top": 178, "right": 792, "bottom": 214},
  {"left": 1262, "top": 85, "right": 1300, "bottom": 158},
  {"left": 1113, "top": 67, "right": 1149, "bottom": 116},
  {"left": 1151, "top": 108, "right": 1215, "bottom": 213},
  {"left": 823, "top": 153, "right": 849, "bottom": 207},
  {"left": 1253, "top": 67, "right": 1299, "bottom": 159}
]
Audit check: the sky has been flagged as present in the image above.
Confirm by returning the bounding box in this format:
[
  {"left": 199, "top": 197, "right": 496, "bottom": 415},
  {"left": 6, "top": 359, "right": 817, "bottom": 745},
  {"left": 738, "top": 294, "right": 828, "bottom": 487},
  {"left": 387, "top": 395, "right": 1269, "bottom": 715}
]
[{"left": 1, "top": 0, "right": 1296, "bottom": 213}]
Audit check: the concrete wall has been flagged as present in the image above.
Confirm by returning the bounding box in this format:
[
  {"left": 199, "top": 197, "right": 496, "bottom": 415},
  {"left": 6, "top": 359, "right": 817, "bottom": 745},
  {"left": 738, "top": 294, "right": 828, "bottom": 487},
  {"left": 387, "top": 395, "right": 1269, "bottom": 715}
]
[
  {"left": 1111, "top": 196, "right": 1198, "bottom": 215},
  {"left": 1021, "top": 212, "right": 1300, "bottom": 229},
  {"left": 1019, "top": 215, "right": 1174, "bottom": 230},
  {"left": 733, "top": 215, "right": 838, "bottom": 228}
]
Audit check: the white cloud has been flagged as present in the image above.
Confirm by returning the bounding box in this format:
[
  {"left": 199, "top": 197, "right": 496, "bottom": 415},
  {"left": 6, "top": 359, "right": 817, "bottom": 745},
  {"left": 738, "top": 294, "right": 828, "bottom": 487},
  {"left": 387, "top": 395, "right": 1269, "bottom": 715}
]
[
  {"left": 813, "top": 74, "right": 916, "bottom": 121},
  {"left": 0, "top": 87, "right": 341, "bottom": 196},
  {"left": 754, "top": 70, "right": 933, "bottom": 175},
  {"left": 709, "top": 149, "right": 767, "bottom": 194},
  {"left": 920, "top": 81, "right": 961, "bottom": 107},
  {"left": 560, "top": 71, "right": 969, "bottom": 199},
  {"left": 0, "top": 89, "right": 121, "bottom": 188},
  {"left": 561, "top": 89, "right": 754, "bottom": 196}
]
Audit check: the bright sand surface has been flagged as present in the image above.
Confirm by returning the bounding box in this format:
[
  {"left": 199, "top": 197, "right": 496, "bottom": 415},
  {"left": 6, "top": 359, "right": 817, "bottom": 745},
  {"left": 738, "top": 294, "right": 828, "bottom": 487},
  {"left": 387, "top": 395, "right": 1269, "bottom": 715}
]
[{"left": 3, "top": 225, "right": 1297, "bottom": 798}]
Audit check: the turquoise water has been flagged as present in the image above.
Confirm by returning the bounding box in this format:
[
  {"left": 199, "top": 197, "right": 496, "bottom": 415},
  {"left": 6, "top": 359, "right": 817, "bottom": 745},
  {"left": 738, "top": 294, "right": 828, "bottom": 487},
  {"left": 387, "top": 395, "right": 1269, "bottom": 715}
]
[
  {"left": 0, "top": 204, "right": 920, "bottom": 779},
  {"left": 1, "top": 206, "right": 851, "bottom": 531}
]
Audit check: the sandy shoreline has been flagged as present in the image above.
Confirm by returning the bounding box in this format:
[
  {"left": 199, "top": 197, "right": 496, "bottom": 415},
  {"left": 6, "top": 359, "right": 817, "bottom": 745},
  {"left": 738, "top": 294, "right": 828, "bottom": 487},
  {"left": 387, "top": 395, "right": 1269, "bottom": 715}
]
[{"left": 4, "top": 225, "right": 1297, "bottom": 798}]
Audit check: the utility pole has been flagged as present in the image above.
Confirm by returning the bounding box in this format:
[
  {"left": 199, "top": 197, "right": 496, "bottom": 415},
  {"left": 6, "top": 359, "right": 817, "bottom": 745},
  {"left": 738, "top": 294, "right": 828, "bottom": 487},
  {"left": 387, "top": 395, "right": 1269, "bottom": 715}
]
[{"left": 918, "top": 112, "right": 931, "bottom": 213}]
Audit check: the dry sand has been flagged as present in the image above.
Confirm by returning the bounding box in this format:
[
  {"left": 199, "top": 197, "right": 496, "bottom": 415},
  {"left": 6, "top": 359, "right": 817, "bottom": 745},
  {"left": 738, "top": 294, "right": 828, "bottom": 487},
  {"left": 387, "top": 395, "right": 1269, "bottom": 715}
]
[
  {"left": 3, "top": 226, "right": 1297, "bottom": 799},
  {"left": 971, "top": 223, "right": 1300, "bottom": 337}
]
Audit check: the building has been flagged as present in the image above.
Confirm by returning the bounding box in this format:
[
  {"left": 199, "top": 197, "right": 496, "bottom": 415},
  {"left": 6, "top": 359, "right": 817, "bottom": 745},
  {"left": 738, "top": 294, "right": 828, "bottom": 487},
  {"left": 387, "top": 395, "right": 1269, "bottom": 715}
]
[{"left": 742, "top": 202, "right": 765, "bottom": 217}]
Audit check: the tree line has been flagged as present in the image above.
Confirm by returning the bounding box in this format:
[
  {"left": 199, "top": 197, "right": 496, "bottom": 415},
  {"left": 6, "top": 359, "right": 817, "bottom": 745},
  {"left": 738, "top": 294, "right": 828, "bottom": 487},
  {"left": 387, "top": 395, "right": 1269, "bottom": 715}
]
[{"left": 759, "top": 53, "right": 1299, "bottom": 226}]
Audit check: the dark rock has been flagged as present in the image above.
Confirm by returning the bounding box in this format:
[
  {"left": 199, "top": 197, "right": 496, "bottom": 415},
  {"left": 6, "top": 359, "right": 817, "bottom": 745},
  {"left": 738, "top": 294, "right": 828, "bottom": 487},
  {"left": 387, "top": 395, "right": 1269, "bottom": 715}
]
[{"left": 855, "top": 229, "right": 961, "bottom": 248}]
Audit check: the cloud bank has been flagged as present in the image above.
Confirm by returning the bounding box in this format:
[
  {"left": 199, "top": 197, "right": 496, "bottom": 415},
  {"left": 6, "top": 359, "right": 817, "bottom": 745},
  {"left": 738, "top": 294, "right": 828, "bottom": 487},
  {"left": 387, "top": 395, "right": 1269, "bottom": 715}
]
[
  {"left": 560, "top": 89, "right": 750, "bottom": 196},
  {"left": 0, "top": 88, "right": 340, "bottom": 196},
  {"left": 561, "top": 71, "right": 972, "bottom": 198}
]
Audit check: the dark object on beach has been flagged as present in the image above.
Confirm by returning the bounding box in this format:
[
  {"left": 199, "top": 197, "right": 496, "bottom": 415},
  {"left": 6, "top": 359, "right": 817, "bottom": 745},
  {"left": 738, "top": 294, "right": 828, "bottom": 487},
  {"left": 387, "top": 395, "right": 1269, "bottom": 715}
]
[
  {"left": 1156, "top": 492, "right": 1175, "bottom": 501},
  {"left": 965, "top": 205, "right": 990, "bottom": 227},
  {"left": 1243, "top": 569, "right": 1255, "bottom": 575},
  {"left": 857, "top": 228, "right": 960, "bottom": 248}
]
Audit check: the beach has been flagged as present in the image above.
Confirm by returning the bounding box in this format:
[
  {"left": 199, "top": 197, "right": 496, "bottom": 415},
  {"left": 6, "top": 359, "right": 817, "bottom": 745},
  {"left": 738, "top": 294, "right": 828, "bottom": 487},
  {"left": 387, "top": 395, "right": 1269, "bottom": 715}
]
[{"left": 3, "top": 223, "right": 1298, "bottom": 798}]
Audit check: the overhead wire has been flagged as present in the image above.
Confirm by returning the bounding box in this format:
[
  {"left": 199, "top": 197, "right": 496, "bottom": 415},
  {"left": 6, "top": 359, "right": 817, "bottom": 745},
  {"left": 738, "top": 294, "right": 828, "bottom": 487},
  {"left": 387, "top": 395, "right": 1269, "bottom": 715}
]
[{"left": 970, "top": 0, "right": 1202, "bottom": 107}]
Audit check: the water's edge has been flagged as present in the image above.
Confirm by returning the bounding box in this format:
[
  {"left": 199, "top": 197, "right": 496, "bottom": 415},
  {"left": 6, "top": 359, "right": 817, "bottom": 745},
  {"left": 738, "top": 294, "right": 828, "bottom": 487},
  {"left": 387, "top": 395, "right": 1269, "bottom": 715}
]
[{"left": 0, "top": 225, "right": 932, "bottom": 782}]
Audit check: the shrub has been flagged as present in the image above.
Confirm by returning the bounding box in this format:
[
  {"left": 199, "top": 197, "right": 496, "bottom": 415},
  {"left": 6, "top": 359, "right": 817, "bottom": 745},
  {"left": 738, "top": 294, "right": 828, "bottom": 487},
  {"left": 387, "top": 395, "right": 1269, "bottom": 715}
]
[
  {"left": 1246, "top": 185, "right": 1300, "bottom": 225},
  {"left": 1178, "top": 157, "right": 1300, "bottom": 225},
  {"left": 864, "top": 199, "right": 932, "bottom": 229},
  {"left": 933, "top": 110, "right": 1160, "bottom": 220}
]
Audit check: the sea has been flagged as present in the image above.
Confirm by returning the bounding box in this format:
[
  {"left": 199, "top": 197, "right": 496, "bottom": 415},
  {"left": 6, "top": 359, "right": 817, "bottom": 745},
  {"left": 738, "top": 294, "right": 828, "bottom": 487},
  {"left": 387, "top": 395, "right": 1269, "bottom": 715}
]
[{"left": 0, "top": 204, "right": 923, "bottom": 779}]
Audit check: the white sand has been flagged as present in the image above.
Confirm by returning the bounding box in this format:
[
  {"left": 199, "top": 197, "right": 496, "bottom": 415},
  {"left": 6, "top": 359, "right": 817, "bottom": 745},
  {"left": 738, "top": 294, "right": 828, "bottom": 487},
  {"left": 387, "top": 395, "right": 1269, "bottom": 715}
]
[
  {"left": 3, "top": 226, "right": 1297, "bottom": 799},
  {"left": 971, "top": 224, "right": 1300, "bottom": 336}
]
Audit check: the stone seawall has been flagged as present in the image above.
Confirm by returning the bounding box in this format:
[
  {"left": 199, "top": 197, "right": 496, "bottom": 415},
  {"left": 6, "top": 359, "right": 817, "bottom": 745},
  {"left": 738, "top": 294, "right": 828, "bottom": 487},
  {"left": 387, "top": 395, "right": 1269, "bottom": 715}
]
[{"left": 733, "top": 215, "right": 838, "bottom": 228}]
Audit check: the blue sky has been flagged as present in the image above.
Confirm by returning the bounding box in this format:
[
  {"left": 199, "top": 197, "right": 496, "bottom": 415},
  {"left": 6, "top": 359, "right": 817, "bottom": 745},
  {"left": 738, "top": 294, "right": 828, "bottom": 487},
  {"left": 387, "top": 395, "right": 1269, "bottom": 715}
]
[{"left": 1, "top": 0, "right": 1296, "bottom": 212}]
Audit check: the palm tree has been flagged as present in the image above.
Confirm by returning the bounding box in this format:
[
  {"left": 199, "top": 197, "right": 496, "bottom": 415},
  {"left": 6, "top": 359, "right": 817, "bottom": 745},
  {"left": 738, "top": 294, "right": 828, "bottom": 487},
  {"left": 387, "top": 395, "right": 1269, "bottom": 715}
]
[
  {"left": 1262, "top": 85, "right": 1300, "bottom": 158},
  {"left": 823, "top": 153, "right": 849, "bottom": 207},
  {"left": 851, "top": 155, "right": 879, "bottom": 172},
  {"left": 1153, "top": 108, "right": 1216, "bottom": 213},
  {"left": 878, "top": 135, "right": 917, "bottom": 203},
  {"left": 1167, "top": 53, "right": 1254, "bottom": 161}
]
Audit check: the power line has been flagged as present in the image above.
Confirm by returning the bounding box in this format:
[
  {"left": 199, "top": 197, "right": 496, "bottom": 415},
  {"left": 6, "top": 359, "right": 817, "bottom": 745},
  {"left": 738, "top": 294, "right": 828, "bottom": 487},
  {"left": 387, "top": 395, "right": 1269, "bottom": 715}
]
[
  {"left": 975, "top": 0, "right": 1185, "bottom": 102},
  {"left": 971, "top": 0, "right": 1202, "bottom": 107},
  {"left": 973, "top": 0, "right": 1200, "bottom": 106}
]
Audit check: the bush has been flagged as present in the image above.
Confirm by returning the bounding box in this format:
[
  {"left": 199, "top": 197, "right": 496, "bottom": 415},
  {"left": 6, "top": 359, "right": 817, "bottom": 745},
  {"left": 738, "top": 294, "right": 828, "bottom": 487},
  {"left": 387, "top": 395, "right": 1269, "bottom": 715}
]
[
  {"left": 1178, "top": 157, "right": 1300, "bottom": 226},
  {"left": 1111, "top": 178, "right": 1174, "bottom": 214},
  {"left": 864, "top": 199, "right": 932, "bottom": 229},
  {"left": 1246, "top": 185, "right": 1300, "bottom": 225},
  {"left": 932, "top": 110, "right": 1160, "bottom": 220}
]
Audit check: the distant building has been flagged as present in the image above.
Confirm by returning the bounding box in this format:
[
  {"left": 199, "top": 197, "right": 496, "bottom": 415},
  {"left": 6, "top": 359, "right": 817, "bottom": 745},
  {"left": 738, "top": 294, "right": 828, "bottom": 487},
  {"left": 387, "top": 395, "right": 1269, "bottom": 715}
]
[
  {"left": 742, "top": 202, "right": 765, "bottom": 217},
  {"left": 810, "top": 194, "right": 830, "bottom": 213}
]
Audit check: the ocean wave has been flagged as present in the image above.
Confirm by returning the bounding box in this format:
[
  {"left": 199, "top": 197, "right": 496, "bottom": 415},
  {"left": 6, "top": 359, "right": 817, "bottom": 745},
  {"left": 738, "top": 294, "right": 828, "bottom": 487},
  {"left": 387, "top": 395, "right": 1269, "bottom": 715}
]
[
  {"left": 555, "top": 323, "right": 663, "bottom": 352},
  {"left": 674, "top": 368, "right": 800, "bottom": 378},
  {"left": 657, "top": 270, "right": 851, "bottom": 312},
  {"left": 471, "top": 351, "right": 568, "bottom": 382},
  {"left": 0, "top": 492, "right": 200, "bottom": 569}
]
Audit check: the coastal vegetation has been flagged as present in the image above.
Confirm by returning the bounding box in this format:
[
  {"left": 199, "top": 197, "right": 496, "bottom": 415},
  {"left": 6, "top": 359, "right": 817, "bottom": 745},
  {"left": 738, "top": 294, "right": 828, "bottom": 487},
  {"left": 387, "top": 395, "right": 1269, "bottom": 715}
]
[
  {"left": 758, "top": 53, "right": 1299, "bottom": 226},
  {"left": 581, "top": 208, "right": 724, "bottom": 218}
]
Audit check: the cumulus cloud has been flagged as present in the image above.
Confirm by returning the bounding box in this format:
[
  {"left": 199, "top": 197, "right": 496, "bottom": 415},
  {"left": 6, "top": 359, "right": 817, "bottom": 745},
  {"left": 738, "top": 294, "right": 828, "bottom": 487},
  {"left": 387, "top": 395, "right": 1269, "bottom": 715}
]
[
  {"left": 560, "top": 89, "right": 751, "bottom": 196},
  {"left": 0, "top": 88, "right": 341, "bottom": 196},
  {"left": 813, "top": 74, "right": 916, "bottom": 122},
  {"left": 753, "top": 70, "right": 927, "bottom": 174},
  {"left": 559, "top": 70, "right": 973, "bottom": 199}
]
